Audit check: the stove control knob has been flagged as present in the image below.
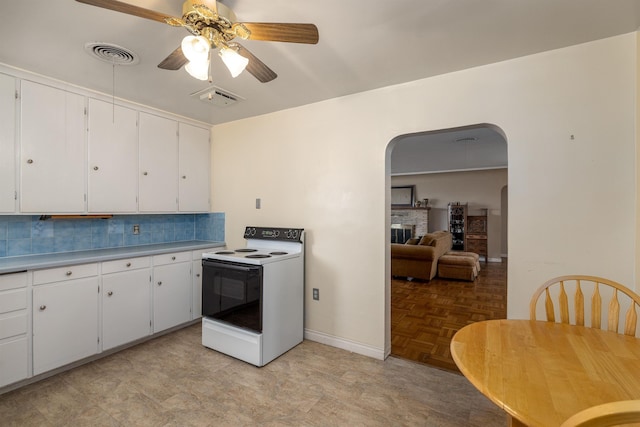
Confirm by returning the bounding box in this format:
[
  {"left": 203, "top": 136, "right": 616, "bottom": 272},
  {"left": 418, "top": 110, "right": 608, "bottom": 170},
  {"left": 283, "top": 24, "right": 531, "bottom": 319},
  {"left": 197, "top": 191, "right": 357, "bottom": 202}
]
[{"left": 274, "top": 230, "right": 280, "bottom": 237}]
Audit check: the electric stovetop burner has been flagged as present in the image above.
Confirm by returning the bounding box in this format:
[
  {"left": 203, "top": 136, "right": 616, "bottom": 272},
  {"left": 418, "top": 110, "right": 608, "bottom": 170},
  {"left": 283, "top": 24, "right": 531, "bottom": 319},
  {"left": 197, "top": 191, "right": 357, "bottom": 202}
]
[
  {"left": 235, "top": 248, "right": 258, "bottom": 253},
  {"left": 270, "top": 251, "right": 288, "bottom": 255},
  {"left": 246, "top": 254, "right": 271, "bottom": 259},
  {"left": 215, "top": 251, "right": 235, "bottom": 255}
]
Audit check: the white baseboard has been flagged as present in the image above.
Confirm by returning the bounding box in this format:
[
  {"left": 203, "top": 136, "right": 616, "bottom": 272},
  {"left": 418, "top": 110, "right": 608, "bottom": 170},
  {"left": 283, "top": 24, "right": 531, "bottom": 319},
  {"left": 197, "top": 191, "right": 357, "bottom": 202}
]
[{"left": 304, "top": 329, "right": 386, "bottom": 360}]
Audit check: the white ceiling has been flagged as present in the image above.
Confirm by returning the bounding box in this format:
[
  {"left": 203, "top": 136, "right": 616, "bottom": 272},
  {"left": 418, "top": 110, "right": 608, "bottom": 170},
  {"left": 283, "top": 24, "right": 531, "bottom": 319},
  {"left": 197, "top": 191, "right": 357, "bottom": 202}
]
[
  {"left": 1, "top": 0, "right": 639, "bottom": 128},
  {"left": 1, "top": 1, "right": 638, "bottom": 173},
  {"left": 391, "top": 125, "right": 507, "bottom": 175}
]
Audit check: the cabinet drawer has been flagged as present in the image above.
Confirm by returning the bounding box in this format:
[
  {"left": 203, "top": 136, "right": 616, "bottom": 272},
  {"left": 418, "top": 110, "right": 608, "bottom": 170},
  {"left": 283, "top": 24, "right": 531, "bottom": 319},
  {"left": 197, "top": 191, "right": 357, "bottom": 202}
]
[
  {"left": 0, "top": 288, "right": 27, "bottom": 314},
  {"left": 0, "top": 272, "right": 27, "bottom": 292},
  {"left": 466, "top": 240, "right": 487, "bottom": 252},
  {"left": 33, "top": 263, "right": 98, "bottom": 285},
  {"left": 102, "top": 256, "right": 151, "bottom": 274},
  {"left": 0, "top": 313, "right": 28, "bottom": 340},
  {"left": 153, "top": 252, "right": 190, "bottom": 266}
]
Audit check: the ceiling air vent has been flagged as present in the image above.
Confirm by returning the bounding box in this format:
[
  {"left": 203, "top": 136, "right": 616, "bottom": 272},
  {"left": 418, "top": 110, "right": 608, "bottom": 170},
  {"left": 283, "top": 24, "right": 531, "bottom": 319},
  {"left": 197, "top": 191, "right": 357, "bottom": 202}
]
[
  {"left": 84, "top": 42, "right": 139, "bottom": 65},
  {"left": 191, "top": 86, "right": 244, "bottom": 107}
]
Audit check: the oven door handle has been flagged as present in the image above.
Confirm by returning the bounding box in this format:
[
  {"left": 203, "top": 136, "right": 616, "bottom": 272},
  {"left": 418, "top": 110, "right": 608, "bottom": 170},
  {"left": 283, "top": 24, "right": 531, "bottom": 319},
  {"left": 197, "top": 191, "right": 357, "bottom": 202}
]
[{"left": 203, "top": 260, "right": 260, "bottom": 273}]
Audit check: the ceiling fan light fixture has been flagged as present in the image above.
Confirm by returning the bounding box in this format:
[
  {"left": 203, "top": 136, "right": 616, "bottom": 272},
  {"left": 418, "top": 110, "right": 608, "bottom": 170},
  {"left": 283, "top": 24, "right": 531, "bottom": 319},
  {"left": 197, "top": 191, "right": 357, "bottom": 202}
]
[
  {"left": 181, "top": 35, "right": 210, "bottom": 62},
  {"left": 185, "top": 59, "right": 210, "bottom": 80},
  {"left": 219, "top": 46, "right": 249, "bottom": 78}
]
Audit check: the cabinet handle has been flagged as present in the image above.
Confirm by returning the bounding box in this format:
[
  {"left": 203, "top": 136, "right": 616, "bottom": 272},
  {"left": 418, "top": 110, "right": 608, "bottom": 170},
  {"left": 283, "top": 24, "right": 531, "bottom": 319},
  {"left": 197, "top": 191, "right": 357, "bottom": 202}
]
[
  {"left": 39, "top": 305, "right": 46, "bottom": 311},
  {"left": 157, "top": 281, "right": 162, "bottom": 286},
  {"left": 126, "top": 262, "right": 131, "bottom": 267},
  {"left": 27, "top": 159, "right": 34, "bottom": 164},
  {"left": 107, "top": 291, "right": 113, "bottom": 296},
  {"left": 143, "top": 171, "right": 148, "bottom": 176},
  {"left": 196, "top": 273, "right": 200, "bottom": 278},
  {"left": 182, "top": 175, "right": 187, "bottom": 179},
  {"left": 93, "top": 166, "right": 99, "bottom": 171},
  {"left": 171, "top": 256, "right": 176, "bottom": 261},
  {"left": 66, "top": 271, "right": 72, "bottom": 276}
]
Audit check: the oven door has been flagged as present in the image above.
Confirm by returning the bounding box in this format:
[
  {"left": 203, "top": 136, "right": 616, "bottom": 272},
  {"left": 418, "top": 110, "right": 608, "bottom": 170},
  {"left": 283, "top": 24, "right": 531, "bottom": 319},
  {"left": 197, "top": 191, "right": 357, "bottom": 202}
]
[{"left": 201, "top": 259, "right": 263, "bottom": 332}]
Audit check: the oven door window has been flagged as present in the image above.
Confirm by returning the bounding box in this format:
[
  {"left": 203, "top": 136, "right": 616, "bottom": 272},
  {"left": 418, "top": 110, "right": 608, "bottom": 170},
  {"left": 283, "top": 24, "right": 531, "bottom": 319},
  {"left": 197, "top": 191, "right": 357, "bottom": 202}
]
[{"left": 202, "top": 260, "right": 263, "bottom": 332}]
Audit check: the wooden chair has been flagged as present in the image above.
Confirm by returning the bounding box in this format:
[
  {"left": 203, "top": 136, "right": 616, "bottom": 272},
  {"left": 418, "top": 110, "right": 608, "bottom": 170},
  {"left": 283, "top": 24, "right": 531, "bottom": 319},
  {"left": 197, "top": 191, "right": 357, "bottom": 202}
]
[
  {"left": 529, "top": 275, "right": 640, "bottom": 336},
  {"left": 560, "top": 400, "right": 640, "bottom": 427}
]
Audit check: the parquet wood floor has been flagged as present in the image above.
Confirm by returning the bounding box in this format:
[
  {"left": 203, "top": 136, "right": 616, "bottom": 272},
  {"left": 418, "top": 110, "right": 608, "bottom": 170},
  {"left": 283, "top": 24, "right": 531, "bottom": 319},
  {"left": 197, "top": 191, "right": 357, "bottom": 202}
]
[{"left": 391, "top": 259, "right": 507, "bottom": 372}]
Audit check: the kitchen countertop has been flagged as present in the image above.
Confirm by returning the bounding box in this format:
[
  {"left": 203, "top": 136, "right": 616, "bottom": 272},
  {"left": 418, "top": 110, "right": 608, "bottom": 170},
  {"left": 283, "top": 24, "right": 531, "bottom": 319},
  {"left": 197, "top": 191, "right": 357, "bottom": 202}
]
[{"left": 0, "top": 240, "right": 225, "bottom": 274}]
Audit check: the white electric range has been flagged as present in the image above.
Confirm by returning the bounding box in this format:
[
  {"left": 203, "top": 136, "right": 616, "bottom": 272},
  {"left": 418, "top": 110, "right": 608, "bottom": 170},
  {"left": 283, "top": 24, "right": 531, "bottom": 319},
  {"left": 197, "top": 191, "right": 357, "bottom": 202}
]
[{"left": 200, "top": 226, "right": 304, "bottom": 366}]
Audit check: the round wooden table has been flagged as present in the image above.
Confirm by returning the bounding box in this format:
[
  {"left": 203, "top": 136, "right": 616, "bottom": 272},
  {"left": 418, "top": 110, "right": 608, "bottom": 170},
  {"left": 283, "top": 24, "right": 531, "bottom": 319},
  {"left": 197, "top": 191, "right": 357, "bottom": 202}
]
[{"left": 450, "top": 319, "right": 640, "bottom": 427}]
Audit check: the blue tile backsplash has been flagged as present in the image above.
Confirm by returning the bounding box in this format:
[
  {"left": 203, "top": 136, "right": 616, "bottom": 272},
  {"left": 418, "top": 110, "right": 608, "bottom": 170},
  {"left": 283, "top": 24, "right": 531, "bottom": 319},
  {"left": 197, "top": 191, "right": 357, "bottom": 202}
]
[{"left": 0, "top": 213, "right": 225, "bottom": 258}]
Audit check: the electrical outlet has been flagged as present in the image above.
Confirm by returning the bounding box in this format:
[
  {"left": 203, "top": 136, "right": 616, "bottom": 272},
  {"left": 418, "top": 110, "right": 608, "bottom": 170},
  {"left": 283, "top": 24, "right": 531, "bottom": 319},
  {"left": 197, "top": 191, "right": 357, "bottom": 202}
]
[
  {"left": 256, "top": 198, "right": 261, "bottom": 209},
  {"left": 312, "top": 288, "right": 319, "bottom": 300},
  {"left": 133, "top": 224, "right": 140, "bottom": 235}
]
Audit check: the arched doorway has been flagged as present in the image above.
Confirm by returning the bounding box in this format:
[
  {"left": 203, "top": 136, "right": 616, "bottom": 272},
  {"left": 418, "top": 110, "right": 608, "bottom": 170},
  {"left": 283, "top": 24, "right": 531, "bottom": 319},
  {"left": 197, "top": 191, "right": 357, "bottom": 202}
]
[{"left": 386, "top": 123, "right": 508, "bottom": 369}]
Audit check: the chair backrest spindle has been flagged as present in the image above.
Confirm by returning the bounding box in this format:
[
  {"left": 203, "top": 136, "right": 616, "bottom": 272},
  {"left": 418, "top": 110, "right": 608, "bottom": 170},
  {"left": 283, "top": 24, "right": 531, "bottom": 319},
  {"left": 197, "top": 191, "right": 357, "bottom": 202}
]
[
  {"left": 608, "top": 289, "right": 620, "bottom": 333},
  {"left": 592, "top": 282, "right": 602, "bottom": 330},
  {"left": 575, "top": 280, "right": 585, "bottom": 326},
  {"left": 559, "top": 281, "right": 570, "bottom": 323}
]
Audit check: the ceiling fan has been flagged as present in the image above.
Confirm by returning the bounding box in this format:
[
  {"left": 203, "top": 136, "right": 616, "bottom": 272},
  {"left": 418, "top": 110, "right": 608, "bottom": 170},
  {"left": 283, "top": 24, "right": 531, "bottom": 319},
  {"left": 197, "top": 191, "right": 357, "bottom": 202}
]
[{"left": 75, "top": 0, "right": 319, "bottom": 83}]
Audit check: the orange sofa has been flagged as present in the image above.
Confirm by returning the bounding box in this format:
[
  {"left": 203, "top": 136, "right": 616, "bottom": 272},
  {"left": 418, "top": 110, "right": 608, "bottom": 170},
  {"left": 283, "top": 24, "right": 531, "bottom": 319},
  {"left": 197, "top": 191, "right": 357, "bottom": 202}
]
[{"left": 391, "top": 230, "right": 452, "bottom": 281}]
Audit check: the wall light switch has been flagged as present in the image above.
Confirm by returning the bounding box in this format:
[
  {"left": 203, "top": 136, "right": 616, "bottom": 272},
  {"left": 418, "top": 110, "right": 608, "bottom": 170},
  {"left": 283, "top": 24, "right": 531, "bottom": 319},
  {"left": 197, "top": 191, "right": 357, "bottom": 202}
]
[{"left": 256, "top": 198, "right": 261, "bottom": 209}]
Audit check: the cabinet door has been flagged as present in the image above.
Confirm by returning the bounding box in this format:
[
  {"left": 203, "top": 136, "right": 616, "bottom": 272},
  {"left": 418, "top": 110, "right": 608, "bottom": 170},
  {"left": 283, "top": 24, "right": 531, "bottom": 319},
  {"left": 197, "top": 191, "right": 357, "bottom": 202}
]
[
  {"left": 33, "top": 277, "right": 99, "bottom": 375},
  {"left": 153, "top": 262, "right": 191, "bottom": 333},
  {"left": 178, "top": 123, "right": 210, "bottom": 212},
  {"left": 102, "top": 269, "right": 151, "bottom": 350},
  {"left": 20, "top": 80, "right": 86, "bottom": 213},
  {"left": 0, "top": 73, "right": 16, "bottom": 213},
  {"left": 88, "top": 98, "right": 138, "bottom": 213},
  {"left": 192, "top": 259, "right": 203, "bottom": 320},
  {"left": 0, "top": 338, "right": 28, "bottom": 387},
  {"left": 139, "top": 112, "right": 178, "bottom": 212}
]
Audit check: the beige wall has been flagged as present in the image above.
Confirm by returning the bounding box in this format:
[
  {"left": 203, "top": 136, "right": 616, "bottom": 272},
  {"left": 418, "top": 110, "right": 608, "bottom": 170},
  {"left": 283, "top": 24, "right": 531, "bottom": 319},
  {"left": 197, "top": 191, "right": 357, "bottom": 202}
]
[
  {"left": 392, "top": 169, "right": 507, "bottom": 260},
  {"left": 211, "top": 33, "right": 637, "bottom": 359}
]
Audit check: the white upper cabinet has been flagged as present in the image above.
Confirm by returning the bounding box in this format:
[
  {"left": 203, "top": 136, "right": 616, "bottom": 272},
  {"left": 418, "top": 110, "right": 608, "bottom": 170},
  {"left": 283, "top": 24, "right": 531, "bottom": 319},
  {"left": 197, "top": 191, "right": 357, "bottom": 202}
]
[
  {"left": 178, "top": 123, "right": 210, "bottom": 212},
  {"left": 87, "top": 98, "right": 138, "bottom": 213},
  {"left": 20, "top": 80, "right": 86, "bottom": 213},
  {"left": 139, "top": 112, "right": 178, "bottom": 212},
  {"left": 0, "top": 73, "right": 16, "bottom": 213}
]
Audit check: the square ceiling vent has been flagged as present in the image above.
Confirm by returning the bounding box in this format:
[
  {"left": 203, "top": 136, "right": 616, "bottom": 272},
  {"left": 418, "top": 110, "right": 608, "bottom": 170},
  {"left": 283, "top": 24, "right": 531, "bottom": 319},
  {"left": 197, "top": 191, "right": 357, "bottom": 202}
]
[{"left": 191, "top": 86, "right": 244, "bottom": 107}]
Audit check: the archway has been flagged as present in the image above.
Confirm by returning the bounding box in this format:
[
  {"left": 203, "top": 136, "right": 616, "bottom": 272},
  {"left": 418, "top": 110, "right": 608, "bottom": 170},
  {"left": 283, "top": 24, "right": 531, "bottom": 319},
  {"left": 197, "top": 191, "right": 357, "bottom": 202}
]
[{"left": 385, "top": 123, "right": 508, "bottom": 366}]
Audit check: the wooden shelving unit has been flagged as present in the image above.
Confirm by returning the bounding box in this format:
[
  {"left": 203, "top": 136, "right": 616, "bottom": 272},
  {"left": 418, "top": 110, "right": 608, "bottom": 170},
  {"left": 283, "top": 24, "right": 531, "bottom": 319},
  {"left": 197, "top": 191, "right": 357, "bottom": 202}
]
[{"left": 466, "top": 214, "right": 488, "bottom": 261}]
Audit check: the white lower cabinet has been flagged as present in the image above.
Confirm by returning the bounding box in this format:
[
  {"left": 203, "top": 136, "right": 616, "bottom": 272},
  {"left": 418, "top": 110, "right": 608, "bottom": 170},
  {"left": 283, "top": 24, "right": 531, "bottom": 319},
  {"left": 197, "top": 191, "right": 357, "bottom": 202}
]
[
  {"left": 101, "top": 257, "right": 151, "bottom": 351},
  {"left": 32, "top": 264, "right": 99, "bottom": 375},
  {"left": 0, "top": 272, "right": 29, "bottom": 387},
  {"left": 152, "top": 252, "right": 192, "bottom": 333},
  {"left": 191, "top": 248, "right": 217, "bottom": 320},
  {"left": 192, "top": 258, "right": 203, "bottom": 320},
  {"left": 0, "top": 246, "right": 218, "bottom": 391}
]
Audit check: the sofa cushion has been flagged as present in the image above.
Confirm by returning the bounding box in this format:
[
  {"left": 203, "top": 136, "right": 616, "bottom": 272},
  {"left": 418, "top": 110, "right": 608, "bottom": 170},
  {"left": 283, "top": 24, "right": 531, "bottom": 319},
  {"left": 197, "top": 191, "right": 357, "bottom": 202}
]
[
  {"left": 418, "top": 236, "right": 434, "bottom": 246},
  {"left": 405, "top": 238, "right": 420, "bottom": 245}
]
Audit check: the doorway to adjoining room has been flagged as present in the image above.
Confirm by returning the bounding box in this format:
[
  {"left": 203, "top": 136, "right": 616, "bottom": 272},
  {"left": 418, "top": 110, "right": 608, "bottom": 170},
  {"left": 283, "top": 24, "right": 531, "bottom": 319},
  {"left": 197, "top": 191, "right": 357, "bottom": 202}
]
[{"left": 387, "top": 123, "right": 508, "bottom": 371}]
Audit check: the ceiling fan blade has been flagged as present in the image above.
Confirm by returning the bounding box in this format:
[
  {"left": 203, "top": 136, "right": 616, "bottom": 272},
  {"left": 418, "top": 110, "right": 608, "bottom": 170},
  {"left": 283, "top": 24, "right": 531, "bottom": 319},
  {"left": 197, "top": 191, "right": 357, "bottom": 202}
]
[
  {"left": 158, "top": 47, "right": 188, "bottom": 70},
  {"left": 239, "top": 23, "right": 319, "bottom": 44},
  {"left": 75, "top": 0, "right": 177, "bottom": 24},
  {"left": 234, "top": 44, "right": 278, "bottom": 83}
]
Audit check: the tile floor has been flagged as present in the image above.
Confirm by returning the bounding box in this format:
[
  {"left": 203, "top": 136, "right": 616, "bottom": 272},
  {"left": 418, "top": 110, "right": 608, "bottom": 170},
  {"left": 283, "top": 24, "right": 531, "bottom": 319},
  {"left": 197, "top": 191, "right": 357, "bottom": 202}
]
[{"left": 0, "top": 323, "right": 506, "bottom": 426}]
